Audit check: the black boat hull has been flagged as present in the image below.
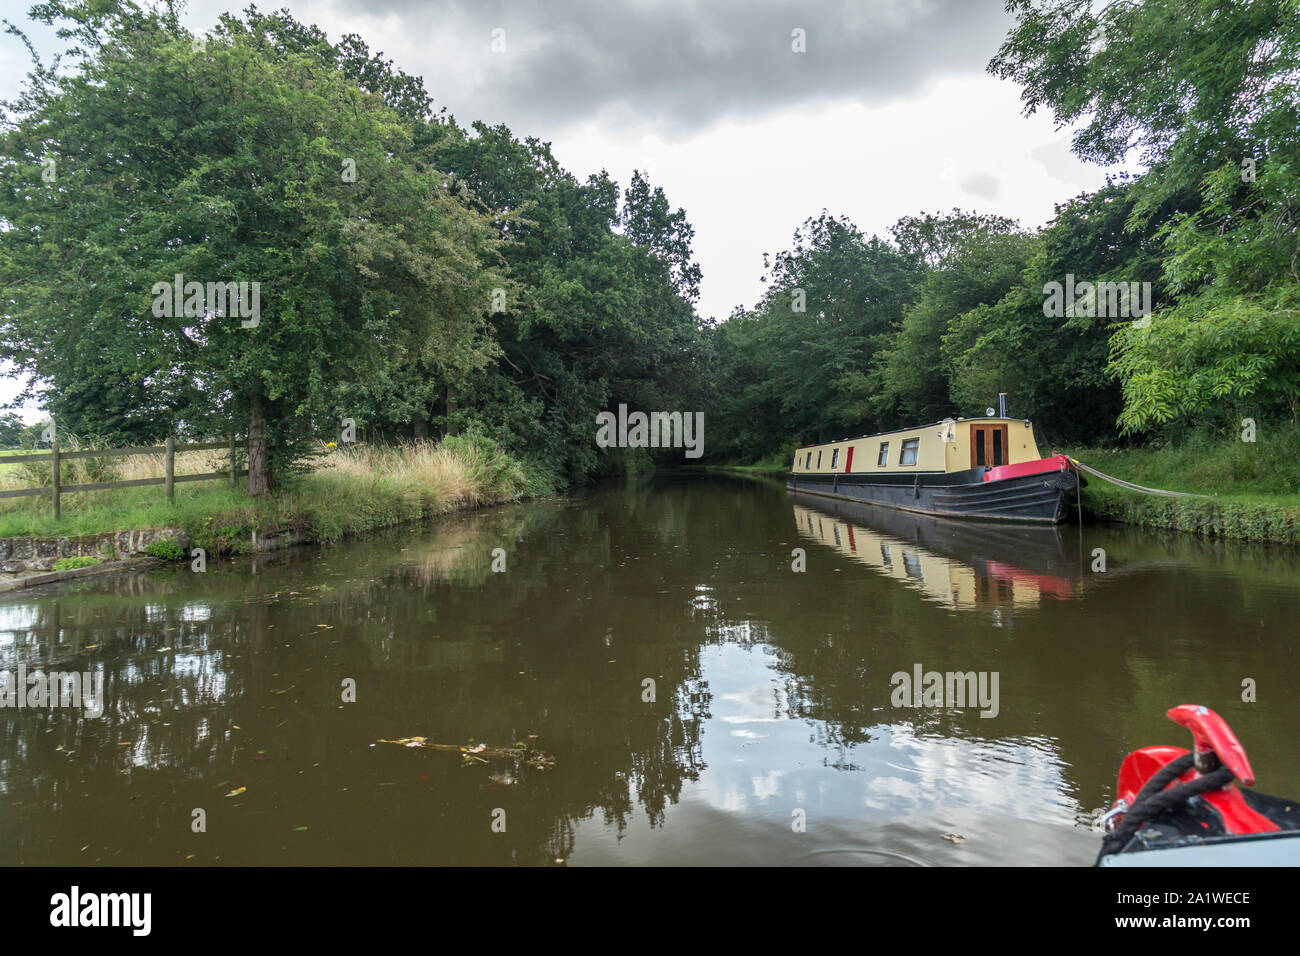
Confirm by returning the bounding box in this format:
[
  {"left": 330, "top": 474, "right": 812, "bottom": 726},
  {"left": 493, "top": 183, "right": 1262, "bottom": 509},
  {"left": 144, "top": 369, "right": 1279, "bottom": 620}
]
[{"left": 785, "top": 465, "right": 1077, "bottom": 523}]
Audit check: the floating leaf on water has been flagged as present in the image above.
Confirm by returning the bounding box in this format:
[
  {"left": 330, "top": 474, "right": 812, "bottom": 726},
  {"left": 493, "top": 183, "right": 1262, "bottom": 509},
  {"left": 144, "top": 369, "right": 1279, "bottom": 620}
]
[
  {"left": 378, "top": 737, "right": 555, "bottom": 768},
  {"left": 942, "top": 833, "right": 964, "bottom": 844},
  {"left": 225, "top": 786, "right": 246, "bottom": 797}
]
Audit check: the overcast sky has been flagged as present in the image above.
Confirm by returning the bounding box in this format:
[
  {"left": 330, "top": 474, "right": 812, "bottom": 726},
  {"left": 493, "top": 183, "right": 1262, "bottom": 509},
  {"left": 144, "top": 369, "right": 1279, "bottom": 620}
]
[{"left": 0, "top": 0, "right": 1128, "bottom": 421}]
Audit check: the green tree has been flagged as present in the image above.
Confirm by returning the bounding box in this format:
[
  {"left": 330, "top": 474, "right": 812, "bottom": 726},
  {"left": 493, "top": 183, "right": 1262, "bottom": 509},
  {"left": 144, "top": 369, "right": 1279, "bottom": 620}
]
[
  {"left": 991, "top": 0, "right": 1300, "bottom": 433},
  {"left": 0, "top": 412, "right": 25, "bottom": 447},
  {"left": 433, "top": 125, "right": 704, "bottom": 483},
  {"left": 705, "top": 214, "right": 923, "bottom": 462},
  {"left": 0, "top": 2, "right": 506, "bottom": 493},
  {"left": 875, "top": 211, "right": 1031, "bottom": 424},
  {"left": 942, "top": 179, "right": 1174, "bottom": 441}
]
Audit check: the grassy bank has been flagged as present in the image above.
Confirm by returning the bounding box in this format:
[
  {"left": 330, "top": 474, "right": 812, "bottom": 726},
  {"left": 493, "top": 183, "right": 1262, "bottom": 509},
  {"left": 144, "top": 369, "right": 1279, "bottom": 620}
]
[
  {"left": 703, "top": 451, "right": 792, "bottom": 475},
  {"left": 1064, "top": 426, "right": 1300, "bottom": 545},
  {"left": 0, "top": 435, "right": 549, "bottom": 553}
]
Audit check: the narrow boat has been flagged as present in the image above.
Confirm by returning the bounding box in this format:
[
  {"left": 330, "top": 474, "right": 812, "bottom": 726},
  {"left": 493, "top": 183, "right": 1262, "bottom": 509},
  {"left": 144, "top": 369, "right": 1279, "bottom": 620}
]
[
  {"left": 786, "top": 411, "right": 1078, "bottom": 523},
  {"left": 1097, "top": 705, "right": 1300, "bottom": 866}
]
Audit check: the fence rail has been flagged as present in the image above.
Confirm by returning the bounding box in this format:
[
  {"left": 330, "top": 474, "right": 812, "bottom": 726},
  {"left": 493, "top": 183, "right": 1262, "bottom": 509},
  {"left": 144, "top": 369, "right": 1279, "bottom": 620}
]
[
  {"left": 0, "top": 436, "right": 244, "bottom": 517},
  {"left": 0, "top": 440, "right": 231, "bottom": 464}
]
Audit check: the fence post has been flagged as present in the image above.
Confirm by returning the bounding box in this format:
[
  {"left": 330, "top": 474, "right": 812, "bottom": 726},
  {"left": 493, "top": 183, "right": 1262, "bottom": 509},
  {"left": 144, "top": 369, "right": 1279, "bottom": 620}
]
[
  {"left": 51, "top": 438, "right": 60, "bottom": 519},
  {"left": 165, "top": 435, "right": 175, "bottom": 502},
  {"left": 229, "top": 435, "right": 237, "bottom": 490}
]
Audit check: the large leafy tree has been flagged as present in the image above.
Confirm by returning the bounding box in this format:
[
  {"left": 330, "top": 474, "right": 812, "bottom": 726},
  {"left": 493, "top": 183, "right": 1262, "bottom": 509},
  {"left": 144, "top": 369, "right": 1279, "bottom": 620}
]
[
  {"left": 991, "top": 0, "right": 1300, "bottom": 432},
  {"left": 705, "top": 214, "right": 923, "bottom": 462},
  {"left": 0, "top": 1, "right": 505, "bottom": 493},
  {"left": 874, "top": 210, "right": 1031, "bottom": 424},
  {"left": 432, "top": 126, "right": 705, "bottom": 483},
  {"left": 941, "top": 179, "right": 1177, "bottom": 441}
]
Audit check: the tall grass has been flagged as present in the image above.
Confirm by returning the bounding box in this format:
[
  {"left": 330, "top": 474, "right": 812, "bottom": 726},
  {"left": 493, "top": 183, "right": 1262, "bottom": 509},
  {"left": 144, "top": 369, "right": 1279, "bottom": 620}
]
[{"left": 0, "top": 435, "right": 545, "bottom": 550}]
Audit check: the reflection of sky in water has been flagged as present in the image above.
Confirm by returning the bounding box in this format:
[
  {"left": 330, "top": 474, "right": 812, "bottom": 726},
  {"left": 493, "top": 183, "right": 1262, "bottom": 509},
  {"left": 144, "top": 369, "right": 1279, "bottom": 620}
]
[
  {"left": 695, "top": 643, "right": 1078, "bottom": 822},
  {"left": 0, "top": 603, "right": 41, "bottom": 637},
  {"left": 0, "top": 590, "right": 228, "bottom": 720},
  {"left": 180, "top": 604, "right": 211, "bottom": 623},
  {"left": 571, "top": 640, "right": 1087, "bottom": 864}
]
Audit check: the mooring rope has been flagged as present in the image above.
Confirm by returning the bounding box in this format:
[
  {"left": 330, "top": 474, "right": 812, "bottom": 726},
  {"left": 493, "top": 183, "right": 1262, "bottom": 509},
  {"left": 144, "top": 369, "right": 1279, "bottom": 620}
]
[{"left": 1070, "top": 459, "right": 1207, "bottom": 498}]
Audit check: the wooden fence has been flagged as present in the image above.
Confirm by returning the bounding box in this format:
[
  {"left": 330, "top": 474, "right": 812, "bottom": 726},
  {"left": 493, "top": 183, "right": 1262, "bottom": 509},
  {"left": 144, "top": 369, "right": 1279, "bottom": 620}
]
[{"left": 0, "top": 437, "right": 247, "bottom": 518}]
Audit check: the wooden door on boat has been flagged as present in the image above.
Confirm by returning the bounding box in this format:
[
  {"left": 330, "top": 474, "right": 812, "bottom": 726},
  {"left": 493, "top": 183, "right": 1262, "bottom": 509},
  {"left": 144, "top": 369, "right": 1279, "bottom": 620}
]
[{"left": 970, "top": 425, "right": 1008, "bottom": 468}]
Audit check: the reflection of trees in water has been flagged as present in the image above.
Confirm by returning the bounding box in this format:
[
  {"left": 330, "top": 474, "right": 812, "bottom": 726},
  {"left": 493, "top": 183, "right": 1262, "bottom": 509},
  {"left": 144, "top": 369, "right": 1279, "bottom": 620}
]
[
  {"left": 0, "top": 494, "right": 714, "bottom": 864},
  {"left": 701, "top": 480, "right": 1300, "bottom": 809}
]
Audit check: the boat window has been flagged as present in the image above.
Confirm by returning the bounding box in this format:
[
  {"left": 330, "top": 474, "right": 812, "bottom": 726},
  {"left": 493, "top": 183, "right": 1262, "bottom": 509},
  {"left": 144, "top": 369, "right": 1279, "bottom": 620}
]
[
  {"left": 899, "top": 438, "right": 920, "bottom": 466},
  {"left": 817, "top": 451, "right": 822, "bottom": 469},
  {"left": 830, "top": 449, "right": 839, "bottom": 469},
  {"left": 805, "top": 452, "right": 812, "bottom": 469},
  {"left": 877, "top": 442, "right": 889, "bottom": 467}
]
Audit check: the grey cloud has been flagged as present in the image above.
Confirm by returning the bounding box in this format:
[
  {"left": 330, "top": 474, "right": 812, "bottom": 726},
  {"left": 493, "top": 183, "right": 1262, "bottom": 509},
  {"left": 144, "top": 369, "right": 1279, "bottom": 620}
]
[
  {"left": 324, "top": 0, "right": 1012, "bottom": 136},
  {"left": 1030, "top": 138, "right": 1092, "bottom": 187},
  {"left": 960, "top": 172, "right": 1000, "bottom": 199}
]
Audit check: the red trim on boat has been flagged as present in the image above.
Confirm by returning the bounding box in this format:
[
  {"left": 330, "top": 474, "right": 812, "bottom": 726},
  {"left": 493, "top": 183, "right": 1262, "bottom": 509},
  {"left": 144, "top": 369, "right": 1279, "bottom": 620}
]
[{"left": 981, "top": 453, "right": 1072, "bottom": 483}]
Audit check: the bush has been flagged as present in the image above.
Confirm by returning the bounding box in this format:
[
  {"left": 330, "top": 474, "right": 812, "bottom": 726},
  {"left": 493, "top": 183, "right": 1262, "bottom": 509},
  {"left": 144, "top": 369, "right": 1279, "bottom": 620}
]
[
  {"left": 53, "top": 555, "right": 99, "bottom": 571},
  {"left": 143, "top": 538, "right": 185, "bottom": 561}
]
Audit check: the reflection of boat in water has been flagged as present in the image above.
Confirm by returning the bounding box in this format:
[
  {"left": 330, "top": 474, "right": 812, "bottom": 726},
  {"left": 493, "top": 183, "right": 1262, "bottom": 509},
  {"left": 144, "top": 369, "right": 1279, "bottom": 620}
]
[{"left": 789, "top": 489, "right": 1079, "bottom": 611}]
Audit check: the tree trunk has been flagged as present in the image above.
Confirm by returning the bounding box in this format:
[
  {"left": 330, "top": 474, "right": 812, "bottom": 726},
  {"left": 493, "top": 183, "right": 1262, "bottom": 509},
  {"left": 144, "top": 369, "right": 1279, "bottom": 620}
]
[
  {"left": 248, "top": 392, "right": 269, "bottom": 497},
  {"left": 412, "top": 411, "right": 429, "bottom": 441},
  {"left": 443, "top": 387, "right": 458, "bottom": 437}
]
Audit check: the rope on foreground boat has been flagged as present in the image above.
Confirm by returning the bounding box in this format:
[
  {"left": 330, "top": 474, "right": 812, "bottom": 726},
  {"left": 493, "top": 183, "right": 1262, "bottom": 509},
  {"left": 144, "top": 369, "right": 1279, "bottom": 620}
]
[
  {"left": 1069, "top": 459, "right": 1208, "bottom": 498},
  {"left": 1096, "top": 752, "right": 1233, "bottom": 863}
]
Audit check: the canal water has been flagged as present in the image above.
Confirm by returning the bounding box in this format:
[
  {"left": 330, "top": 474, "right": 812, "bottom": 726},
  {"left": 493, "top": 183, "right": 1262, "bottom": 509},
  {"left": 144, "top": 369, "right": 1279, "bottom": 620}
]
[{"left": 2, "top": 473, "right": 1298, "bottom": 866}]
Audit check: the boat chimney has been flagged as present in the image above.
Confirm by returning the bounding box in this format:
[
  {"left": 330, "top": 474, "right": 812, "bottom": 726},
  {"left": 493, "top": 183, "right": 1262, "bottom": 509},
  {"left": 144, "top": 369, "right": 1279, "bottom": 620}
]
[{"left": 998, "top": 392, "right": 1008, "bottom": 418}]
